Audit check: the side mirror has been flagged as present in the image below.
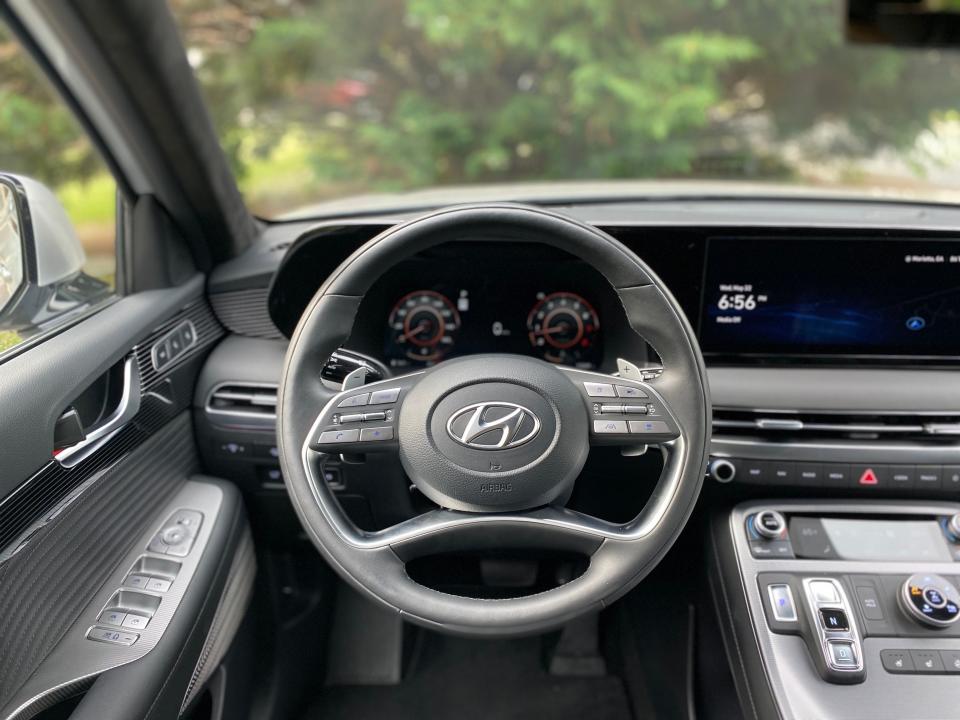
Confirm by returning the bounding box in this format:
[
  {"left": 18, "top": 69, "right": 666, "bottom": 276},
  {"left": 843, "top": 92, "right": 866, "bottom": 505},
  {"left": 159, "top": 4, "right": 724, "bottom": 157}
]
[{"left": 0, "top": 173, "right": 109, "bottom": 350}]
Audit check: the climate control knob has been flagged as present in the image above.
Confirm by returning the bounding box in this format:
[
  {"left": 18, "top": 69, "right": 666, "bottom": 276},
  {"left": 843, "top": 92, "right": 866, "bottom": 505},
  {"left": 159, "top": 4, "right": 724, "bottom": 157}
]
[
  {"left": 752, "top": 510, "right": 787, "bottom": 540},
  {"left": 709, "top": 458, "right": 736, "bottom": 483},
  {"left": 899, "top": 573, "right": 960, "bottom": 628},
  {"left": 947, "top": 513, "right": 960, "bottom": 541}
]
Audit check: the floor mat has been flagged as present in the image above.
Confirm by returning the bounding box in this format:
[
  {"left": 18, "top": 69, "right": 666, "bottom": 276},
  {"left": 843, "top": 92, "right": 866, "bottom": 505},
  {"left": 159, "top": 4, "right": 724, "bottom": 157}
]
[{"left": 304, "top": 631, "right": 632, "bottom": 720}]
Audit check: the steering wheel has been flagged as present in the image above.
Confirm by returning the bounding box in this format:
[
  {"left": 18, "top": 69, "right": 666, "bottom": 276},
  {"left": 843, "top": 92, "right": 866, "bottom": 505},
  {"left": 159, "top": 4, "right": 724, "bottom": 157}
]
[{"left": 278, "top": 204, "right": 710, "bottom": 637}]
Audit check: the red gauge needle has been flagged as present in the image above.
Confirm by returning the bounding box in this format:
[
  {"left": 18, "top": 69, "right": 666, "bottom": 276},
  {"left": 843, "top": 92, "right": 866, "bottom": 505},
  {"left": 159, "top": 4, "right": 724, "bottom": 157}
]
[{"left": 398, "top": 320, "right": 430, "bottom": 342}]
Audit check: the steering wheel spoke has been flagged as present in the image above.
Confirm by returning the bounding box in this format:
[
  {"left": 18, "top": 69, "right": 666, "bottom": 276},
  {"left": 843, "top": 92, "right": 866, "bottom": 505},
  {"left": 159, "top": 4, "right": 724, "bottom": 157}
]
[{"left": 556, "top": 365, "right": 682, "bottom": 448}]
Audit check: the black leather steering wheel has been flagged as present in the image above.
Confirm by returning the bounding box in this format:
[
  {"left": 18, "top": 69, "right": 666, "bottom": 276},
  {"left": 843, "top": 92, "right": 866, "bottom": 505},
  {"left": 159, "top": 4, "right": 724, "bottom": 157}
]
[{"left": 278, "top": 204, "right": 710, "bottom": 636}]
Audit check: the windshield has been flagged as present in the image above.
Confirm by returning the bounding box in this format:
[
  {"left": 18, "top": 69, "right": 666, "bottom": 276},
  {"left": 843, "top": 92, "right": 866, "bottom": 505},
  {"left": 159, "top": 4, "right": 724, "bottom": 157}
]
[{"left": 171, "top": 0, "right": 960, "bottom": 217}]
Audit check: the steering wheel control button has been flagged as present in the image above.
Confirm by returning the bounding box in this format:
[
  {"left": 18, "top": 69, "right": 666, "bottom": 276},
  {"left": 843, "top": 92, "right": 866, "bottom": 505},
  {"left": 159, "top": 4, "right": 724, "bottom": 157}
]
[
  {"left": 362, "top": 411, "right": 387, "bottom": 422},
  {"left": 627, "top": 420, "right": 672, "bottom": 435},
  {"left": 768, "top": 584, "right": 798, "bottom": 622},
  {"left": 594, "top": 420, "right": 628, "bottom": 434},
  {"left": 900, "top": 574, "right": 960, "bottom": 627},
  {"left": 820, "top": 608, "right": 850, "bottom": 631},
  {"left": 583, "top": 382, "right": 615, "bottom": 397},
  {"left": 318, "top": 429, "right": 360, "bottom": 444},
  {"left": 615, "top": 385, "right": 647, "bottom": 398},
  {"left": 99, "top": 610, "right": 127, "bottom": 627},
  {"left": 87, "top": 627, "right": 139, "bottom": 646},
  {"left": 828, "top": 641, "right": 858, "bottom": 668},
  {"left": 122, "top": 614, "right": 150, "bottom": 630},
  {"left": 369, "top": 388, "right": 401, "bottom": 404},
  {"left": 337, "top": 413, "right": 364, "bottom": 424},
  {"left": 337, "top": 393, "right": 369, "bottom": 408},
  {"left": 360, "top": 426, "right": 394, "bottom": 442}
]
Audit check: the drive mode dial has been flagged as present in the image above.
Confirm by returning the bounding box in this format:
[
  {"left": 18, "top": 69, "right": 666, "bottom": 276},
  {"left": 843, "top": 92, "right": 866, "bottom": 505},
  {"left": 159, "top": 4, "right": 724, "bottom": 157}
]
[{"left": 899, "top": 573, "right": 960, "bottom": 627}]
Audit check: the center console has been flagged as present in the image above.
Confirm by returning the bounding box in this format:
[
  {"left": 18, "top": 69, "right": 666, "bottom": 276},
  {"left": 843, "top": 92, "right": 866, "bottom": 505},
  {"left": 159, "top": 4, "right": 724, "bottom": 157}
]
[{"left": 713, "top": 500, "right": 960, "bottom": 720}]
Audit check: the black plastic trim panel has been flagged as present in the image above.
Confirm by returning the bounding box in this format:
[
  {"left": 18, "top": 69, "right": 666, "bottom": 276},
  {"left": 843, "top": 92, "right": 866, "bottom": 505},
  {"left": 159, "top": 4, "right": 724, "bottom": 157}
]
[{"left": 0, "top": 300, "right": 223, "bottom": 556}]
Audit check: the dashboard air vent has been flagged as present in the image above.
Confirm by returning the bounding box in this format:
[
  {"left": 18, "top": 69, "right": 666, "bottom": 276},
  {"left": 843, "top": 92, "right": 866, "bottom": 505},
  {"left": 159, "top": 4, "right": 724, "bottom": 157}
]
[
  {"left": 205, "top": 383, "right": 277, "bottom": 429},
  {"left": 713, "top": 408, "right": 960, "bottom": 444}
]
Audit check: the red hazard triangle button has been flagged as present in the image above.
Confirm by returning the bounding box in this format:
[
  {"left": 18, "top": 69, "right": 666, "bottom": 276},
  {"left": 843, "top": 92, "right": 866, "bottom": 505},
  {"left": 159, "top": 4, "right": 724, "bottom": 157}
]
[{"left": 858, "top": 468, "right": 879, "bottom": 486}]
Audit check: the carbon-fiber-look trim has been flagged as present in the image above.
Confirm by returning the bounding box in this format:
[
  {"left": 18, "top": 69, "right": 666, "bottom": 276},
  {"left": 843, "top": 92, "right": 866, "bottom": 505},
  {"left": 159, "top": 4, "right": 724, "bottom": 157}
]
[
  {"left": 0, "top": 414, "right": 197, "bottom": 711},
  {"left": 209, "top": 288, "right": 282, "bottom": 339},
  {"left": 0, "top": 302, "right": 223, "bottom": 557},
  {"left": 135, "top": 300, "right": 224, "bottom": 388}
]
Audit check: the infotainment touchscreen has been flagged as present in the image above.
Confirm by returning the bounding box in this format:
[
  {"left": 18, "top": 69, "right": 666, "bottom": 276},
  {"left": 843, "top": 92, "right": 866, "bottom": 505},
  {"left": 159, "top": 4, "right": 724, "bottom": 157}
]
[{"left": 699, "top": 237, "right": 960, "bottom": 358}]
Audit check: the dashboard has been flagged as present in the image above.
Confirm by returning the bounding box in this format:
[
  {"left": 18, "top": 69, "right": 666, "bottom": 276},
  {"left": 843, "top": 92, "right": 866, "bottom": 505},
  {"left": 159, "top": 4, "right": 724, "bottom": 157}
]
[{"left": 266, "top": 224, "right": 960, "bottom": 371}]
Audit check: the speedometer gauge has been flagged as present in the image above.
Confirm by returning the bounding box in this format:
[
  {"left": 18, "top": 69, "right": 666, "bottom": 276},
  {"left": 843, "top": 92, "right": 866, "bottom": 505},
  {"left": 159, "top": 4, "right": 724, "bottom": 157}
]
[
  {"left": 527, "top": 292, "right": 599, "bottom": 365},
  {"left": 388, "top": 290, "right": 460, "bottom": 363}
]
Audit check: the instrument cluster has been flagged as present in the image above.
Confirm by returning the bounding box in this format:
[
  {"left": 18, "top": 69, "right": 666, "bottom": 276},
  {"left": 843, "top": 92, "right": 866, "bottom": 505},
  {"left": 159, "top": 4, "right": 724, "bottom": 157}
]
[{"left": 384, "top": 288, "right": 602, "bottom": 369}]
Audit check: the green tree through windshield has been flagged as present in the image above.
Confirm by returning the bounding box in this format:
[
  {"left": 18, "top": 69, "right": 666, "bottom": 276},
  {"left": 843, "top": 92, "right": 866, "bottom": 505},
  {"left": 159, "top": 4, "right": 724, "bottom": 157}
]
[{"left": 7, "top": 1, "right": 960, "bottom": 220}]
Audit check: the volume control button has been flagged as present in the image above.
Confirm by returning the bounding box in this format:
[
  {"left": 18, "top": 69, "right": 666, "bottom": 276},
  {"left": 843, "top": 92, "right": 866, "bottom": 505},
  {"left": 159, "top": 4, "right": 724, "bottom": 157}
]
[{"left": 752, "top": 510, "right": 787, "bottom": 539}]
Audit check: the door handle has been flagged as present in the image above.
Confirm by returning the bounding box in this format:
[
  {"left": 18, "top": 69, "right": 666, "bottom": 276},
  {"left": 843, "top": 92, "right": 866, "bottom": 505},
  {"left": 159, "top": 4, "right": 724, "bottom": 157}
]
[{"left": 55, "top": 355, "right": 141, "bottom": 468}]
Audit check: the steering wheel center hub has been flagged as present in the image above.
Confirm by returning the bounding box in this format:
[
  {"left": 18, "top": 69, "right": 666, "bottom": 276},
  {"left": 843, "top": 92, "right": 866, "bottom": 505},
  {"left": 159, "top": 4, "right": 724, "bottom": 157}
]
[{"left": 397, "top": 355, "right": 589, "bottom": 512}]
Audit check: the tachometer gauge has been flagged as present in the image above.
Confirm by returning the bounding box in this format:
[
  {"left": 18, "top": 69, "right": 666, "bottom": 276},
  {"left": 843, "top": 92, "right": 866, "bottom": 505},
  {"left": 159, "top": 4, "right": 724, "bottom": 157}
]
[
  {"left": 388, "top": 290, "right": 460, "bottom": 363},
  {"left": 527, "top": 292, "right": 599, "bottom": 365}
]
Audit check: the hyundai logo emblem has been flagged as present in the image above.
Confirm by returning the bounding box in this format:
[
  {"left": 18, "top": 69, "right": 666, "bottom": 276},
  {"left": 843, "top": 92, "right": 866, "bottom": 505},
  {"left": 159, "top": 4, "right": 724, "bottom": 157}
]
[{"left": 446, "top": 402, "right": 541, "bottom": 450}]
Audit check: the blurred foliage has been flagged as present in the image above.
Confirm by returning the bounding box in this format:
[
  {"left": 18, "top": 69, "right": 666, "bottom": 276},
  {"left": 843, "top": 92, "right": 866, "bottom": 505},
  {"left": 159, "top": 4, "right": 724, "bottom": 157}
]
[
  {"left": 169, "top": 0, "right": 960, "bottom": 214},
  {"left": 5, "top": 1, "right": 960, "bottom": 219}
]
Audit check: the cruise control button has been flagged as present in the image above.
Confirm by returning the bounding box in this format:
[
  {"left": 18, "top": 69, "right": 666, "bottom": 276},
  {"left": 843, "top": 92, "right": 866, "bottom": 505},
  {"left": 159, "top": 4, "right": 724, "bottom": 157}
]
[
  {"left": 318, "top": 429, "right": 360, "bottom": 444},
  {"left": 910, "top": 650, "right": 945, "bottom": 673},
  {"left": 622, "top": 405, "right": 649, "bottom": 414},
  {"left": 360, "top": 426, "right": 394, "bottom": 442},
  {"left": 593, "top": 420, "right": 627, "bottom": 434},
  {"left": 337, "top": 393, "right": 369, "bottom": 408},
  {"left": 584, "top": 382, "right": 615, "bottom": 397},
  {"left": 369, "top": 388, "right": 400, "bottom": 405},
  {"left": 615, "top": 385, "right": 647, "bottom": 398},
  {"left": 627, "top": 420, "right": 671, "bottom": 434},
  {"left": 599, "top": 404, "right": 624, "bottom": 414},
  {"left": 87, "top": 627, "right": 138, "bottom": 646},
  {"left": 880, "top": 649, "right": 914, "bottom": 673}
]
